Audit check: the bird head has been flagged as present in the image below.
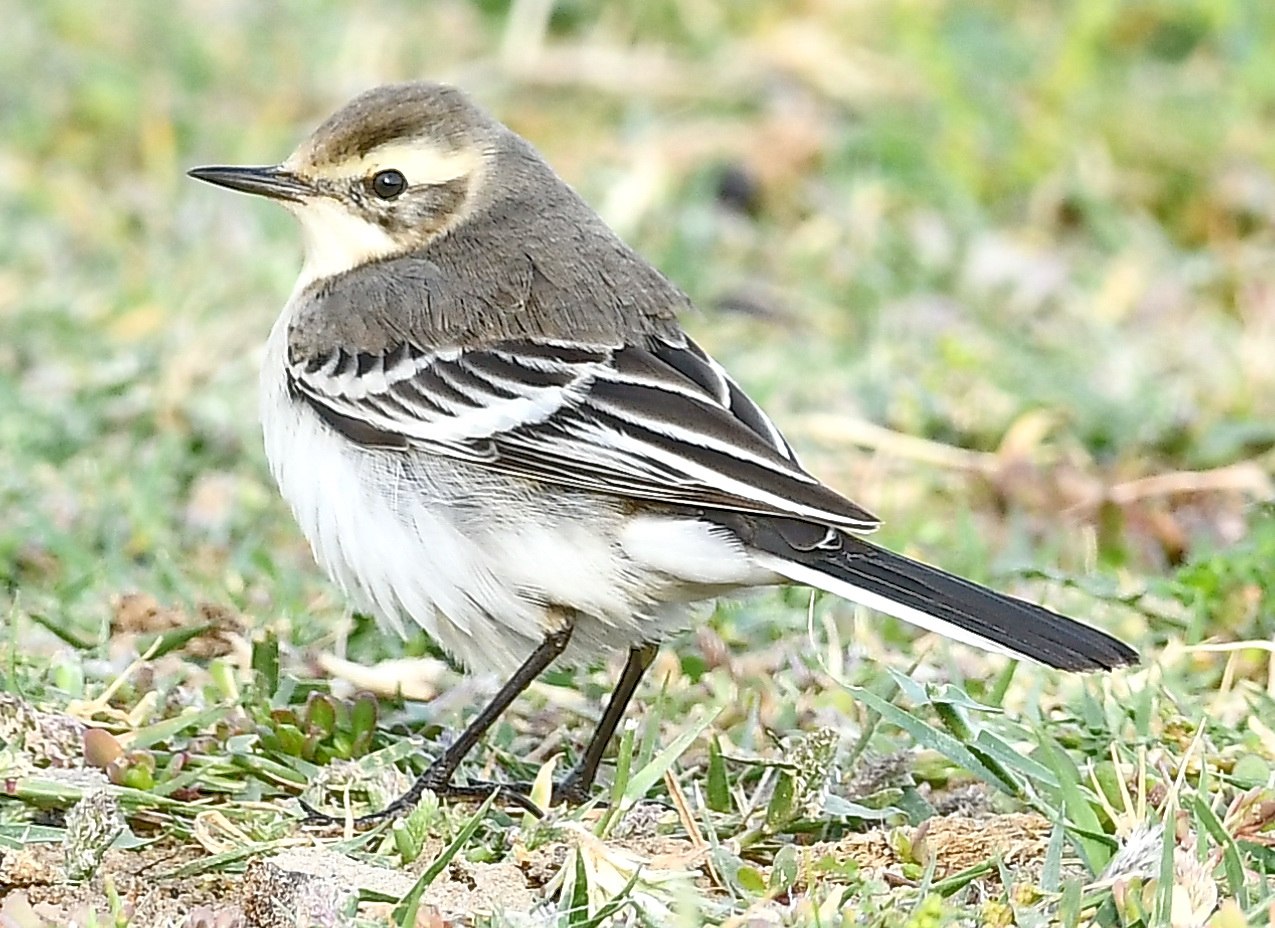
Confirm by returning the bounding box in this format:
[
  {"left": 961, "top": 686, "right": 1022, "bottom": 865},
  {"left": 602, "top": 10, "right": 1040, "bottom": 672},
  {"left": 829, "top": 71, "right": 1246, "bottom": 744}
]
[{"left": 189, "top": 82, "right": 498, "bottom": 285}]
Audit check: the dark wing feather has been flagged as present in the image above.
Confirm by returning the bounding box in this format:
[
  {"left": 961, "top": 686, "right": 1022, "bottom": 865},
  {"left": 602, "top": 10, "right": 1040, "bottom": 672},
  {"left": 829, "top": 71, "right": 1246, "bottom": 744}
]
[{"left": 287, "top": 334, "right": 879, "bottom": 530}]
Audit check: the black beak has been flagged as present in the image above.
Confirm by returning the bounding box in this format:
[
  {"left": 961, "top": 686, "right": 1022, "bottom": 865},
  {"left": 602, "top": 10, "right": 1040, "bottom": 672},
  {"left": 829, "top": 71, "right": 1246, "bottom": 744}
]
[{"left": 187, "top": 165, "right": 312, "bottom": 202}]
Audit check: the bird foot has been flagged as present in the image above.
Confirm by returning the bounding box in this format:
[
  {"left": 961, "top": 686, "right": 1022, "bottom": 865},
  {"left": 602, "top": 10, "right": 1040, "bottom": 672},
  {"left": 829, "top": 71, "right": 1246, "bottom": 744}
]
[
  {"left": 463, "top": 771, "right": 599, "bottom": 809},
  {"left": 299, "top": 765, "right": 600, "bottom": 828}
]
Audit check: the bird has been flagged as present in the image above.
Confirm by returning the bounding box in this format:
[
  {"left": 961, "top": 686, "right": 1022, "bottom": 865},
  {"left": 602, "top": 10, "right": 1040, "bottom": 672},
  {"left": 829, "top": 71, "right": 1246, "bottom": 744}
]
[{"left": 189, "top": 81, "right": 1136, "bottom": 823}]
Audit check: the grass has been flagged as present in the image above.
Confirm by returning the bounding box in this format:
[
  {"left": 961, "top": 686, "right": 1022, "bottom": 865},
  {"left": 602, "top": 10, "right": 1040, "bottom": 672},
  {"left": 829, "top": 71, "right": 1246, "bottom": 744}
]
[{"left": 2, "top": 0, "right": 1275, "bottom": 924}]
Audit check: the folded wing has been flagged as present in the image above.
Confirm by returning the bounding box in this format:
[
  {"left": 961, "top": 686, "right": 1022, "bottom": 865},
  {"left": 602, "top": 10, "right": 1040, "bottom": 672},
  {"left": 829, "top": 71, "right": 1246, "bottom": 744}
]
[{"left": 287, "top": 334, "right": 880, "bottom": 531}]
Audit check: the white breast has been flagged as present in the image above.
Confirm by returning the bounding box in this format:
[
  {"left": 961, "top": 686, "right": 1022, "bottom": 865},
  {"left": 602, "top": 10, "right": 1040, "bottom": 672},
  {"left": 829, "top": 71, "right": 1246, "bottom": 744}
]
[{"left": 260, "top": 304, "right": 545, "bottom": 674}]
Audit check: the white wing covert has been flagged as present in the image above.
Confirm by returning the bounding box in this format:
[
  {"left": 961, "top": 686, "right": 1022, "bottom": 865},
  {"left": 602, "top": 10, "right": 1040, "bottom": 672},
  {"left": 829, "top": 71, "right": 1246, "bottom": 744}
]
[{"left": 287, "top": 335, "right": 880, "bottom": 531}]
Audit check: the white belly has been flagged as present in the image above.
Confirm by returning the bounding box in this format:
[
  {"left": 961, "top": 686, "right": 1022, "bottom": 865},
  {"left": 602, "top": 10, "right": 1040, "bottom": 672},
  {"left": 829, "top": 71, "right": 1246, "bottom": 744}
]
[{"left": 258, "top": 309, "right": 774, "bottom": 675}]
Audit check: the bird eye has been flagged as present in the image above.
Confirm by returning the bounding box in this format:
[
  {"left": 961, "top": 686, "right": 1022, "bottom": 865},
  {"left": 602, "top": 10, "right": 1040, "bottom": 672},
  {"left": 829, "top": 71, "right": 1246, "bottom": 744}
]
[{"left": 369, "top": 169, "right": 407, "bottom": 200}]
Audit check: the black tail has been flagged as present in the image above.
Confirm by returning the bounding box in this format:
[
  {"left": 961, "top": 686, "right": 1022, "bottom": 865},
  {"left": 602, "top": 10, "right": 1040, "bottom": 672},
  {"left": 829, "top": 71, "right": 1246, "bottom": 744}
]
[{"left": 747, "top": 521, "right": 1137, "bottom": 670}]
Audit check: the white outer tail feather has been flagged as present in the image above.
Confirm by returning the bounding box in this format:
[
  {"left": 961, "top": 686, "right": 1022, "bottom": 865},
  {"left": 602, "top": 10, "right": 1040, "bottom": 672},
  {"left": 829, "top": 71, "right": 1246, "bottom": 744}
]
[{"left": 754, "top": 554, "right": 1035, "bottom": 664}]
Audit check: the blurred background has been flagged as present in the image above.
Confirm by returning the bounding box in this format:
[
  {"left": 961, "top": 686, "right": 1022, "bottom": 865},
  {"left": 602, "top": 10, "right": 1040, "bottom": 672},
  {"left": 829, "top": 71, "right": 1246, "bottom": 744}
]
[
  {"left": 6, "top": 3, "right": 1275, "bottom": 921},
  {"left": 3, "top": 0, "right": 1274, "bottom": 663}
]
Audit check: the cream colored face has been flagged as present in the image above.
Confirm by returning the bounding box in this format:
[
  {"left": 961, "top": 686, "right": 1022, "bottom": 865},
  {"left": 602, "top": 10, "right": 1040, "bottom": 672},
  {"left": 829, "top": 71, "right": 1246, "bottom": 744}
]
[
  {"left": 285, "top": 196, "right": 401, "bottom": 289},
  {"left": 283, "top": 138, "right": 485, "bottom": 288}
]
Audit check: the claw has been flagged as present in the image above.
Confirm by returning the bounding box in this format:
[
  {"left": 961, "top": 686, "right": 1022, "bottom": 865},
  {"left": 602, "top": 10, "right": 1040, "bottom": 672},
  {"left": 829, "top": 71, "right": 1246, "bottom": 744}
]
[
  {"left": 298, "top": 797, "right": 345, "bottom": 826},
  {"left": 462, "top": 774, "right": 604, "bottom": 811},
  {"left": 298, "top": 775, "right": 547, "bottom": 827}
]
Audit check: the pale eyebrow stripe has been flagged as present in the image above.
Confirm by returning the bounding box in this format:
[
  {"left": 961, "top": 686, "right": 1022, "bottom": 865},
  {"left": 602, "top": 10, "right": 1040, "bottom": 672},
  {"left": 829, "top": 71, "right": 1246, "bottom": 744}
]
[{"left": 358, "top": 143, "right": 480, "bottom": 187}]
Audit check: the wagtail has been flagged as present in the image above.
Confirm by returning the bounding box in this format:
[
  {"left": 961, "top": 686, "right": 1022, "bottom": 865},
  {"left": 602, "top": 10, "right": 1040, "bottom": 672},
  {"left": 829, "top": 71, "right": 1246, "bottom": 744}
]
[{"left": 190, "top": 82, "right": 1135, "bottom": 822}]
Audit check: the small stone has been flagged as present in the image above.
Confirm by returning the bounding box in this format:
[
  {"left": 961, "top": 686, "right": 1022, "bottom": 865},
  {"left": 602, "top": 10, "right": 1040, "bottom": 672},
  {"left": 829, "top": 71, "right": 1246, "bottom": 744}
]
[{"left": 240, "top": 855, "right": 360, "bottom": 928}]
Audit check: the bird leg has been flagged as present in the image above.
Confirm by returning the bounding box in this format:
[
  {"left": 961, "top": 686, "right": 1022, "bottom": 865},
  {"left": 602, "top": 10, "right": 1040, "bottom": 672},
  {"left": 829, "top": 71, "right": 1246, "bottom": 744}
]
[
  {"left": 553, "top": 641, "right": 658, "bottom": 803},
  {"left": 301, "top": 624, "right": 574, "bottom": 826},
  {"left": 462, "top": 641, "right": 659, "bottom": 805}
]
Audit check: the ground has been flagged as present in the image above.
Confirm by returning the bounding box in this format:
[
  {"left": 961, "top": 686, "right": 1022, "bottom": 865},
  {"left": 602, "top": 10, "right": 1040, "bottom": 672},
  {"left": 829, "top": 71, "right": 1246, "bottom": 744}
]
[{"left": 2, "top": 2, "right": 1275, "bottom": 926}]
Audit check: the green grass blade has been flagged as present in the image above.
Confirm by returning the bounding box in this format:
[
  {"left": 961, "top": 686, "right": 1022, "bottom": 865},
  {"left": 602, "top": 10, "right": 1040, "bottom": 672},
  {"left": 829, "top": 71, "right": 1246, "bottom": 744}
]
[
  {"left": 1036, "top": 731, "right": 1111, "bottom": 873},
  {"left": 392, "top": 788, "right": 497, "bottom": 927},
  {"left": 846, "top": 685, "right": 1014, "bottom": 797},
  {"left": 1189, "top": 793, "right": 1246, "bottom": 905},
  {"left": 621, "top": 705, "right": 722, "bottom": 807}
]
